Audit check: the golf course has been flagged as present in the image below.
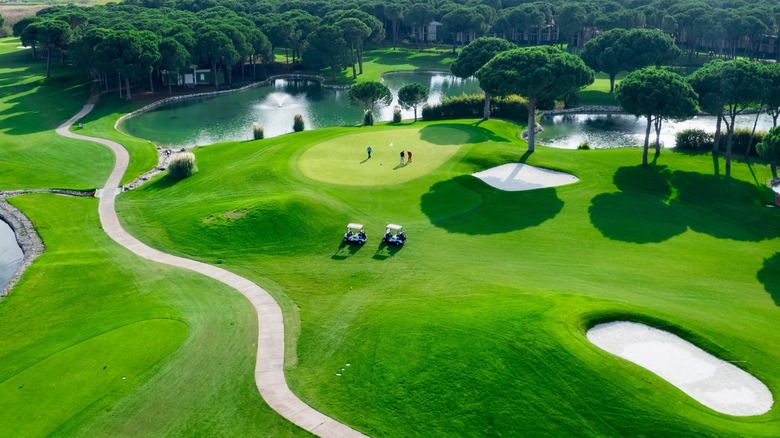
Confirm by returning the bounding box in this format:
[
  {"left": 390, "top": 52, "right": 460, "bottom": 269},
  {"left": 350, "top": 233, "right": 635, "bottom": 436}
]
[{"left": 1, "top": 34, "right": 779, "bottom": 437}]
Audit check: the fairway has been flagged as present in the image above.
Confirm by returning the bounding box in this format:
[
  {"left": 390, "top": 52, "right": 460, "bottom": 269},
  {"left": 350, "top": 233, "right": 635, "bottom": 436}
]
[
  {"left": 298, "top": 125, "right": 479, "bottom": 186},
  {"left": 118, "top": 118, "right": 780, "bottom": 437}
]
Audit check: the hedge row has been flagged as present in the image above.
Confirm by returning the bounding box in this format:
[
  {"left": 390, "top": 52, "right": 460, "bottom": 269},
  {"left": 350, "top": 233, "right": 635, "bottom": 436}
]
[
  {"left": 675, "top": 127, "right": 767, "bottom": 157},
  {"left": 422, "top": 94, "right": 529, "bottom": 122}
]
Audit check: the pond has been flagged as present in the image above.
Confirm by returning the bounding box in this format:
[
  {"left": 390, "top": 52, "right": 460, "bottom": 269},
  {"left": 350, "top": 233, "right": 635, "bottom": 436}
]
[
  {"left": 0, "top": 220, "right": 23, "bottom": 291},
  {"left": 120, "top": 72, "right": 482, "bottom": 148},
  {"left": 538, "top": 112, "right": 775, "bottom": 149}
]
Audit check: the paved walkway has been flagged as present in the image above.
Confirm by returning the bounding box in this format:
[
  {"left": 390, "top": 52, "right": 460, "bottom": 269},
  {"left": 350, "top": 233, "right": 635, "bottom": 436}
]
[{"left": 56, "top": 96, "right": 368, "bottom": 438}]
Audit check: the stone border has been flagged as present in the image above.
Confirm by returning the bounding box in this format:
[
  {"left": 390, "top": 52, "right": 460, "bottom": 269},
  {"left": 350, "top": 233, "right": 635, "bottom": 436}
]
[
  {"left": 539, "top": 105, "right": 624, "bottom": 116},
  {"left": 0, "top": 190, "right": 96, "bottom": 297}
]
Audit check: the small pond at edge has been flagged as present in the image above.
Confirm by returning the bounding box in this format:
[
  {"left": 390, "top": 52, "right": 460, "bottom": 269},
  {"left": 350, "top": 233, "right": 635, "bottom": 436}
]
[
  {"left": 120, "top": 72, "right": 482, "bottom": 148},
  {"left": 538, "top": 113, "right": 775, "bottom": 149},
  {"left": 0, "top": 220, "right": 23, "bottom": 290}
]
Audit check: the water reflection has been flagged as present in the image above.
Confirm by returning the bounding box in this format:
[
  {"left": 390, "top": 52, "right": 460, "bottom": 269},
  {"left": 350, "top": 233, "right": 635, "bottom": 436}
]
[
  {"left": 538, "top": 113, "right": 775, "bottom": 149},
  {"left": 121, "top": 72, "right": 482, "bottom": 148},
  {"left": 0, "top": 220, "right": 23, "bottom": 290}
]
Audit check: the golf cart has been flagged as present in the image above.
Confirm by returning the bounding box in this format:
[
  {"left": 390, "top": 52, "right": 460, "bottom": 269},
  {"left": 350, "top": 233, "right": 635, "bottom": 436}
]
[
  {"left": 344, "top": 223, "right": 367, "bottom": 245},
  {"left": 382, "top": 224, "right": 406, "bottom": 246}
]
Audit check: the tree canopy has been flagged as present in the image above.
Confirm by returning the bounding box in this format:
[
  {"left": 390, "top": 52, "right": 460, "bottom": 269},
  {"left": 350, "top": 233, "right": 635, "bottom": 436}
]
[
  {"left": 615, "top": 68, "right": 698, "bottom": 166},
  {"left": 476, "top": 46, "right": 594, "bottom": 152},
  {"left": 347, "top": 81, "right": 392, "bottom": 125},
  {"left": 397, "top": 82, "right": 429, "bottom": 122},
  {"left": 451, "top": 36, "right": 517, "bottom": 119}
]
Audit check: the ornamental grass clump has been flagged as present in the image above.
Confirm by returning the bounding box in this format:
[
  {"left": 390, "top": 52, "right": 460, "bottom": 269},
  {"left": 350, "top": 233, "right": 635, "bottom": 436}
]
[
  {"left": 168, "top": 152, "right": 197, "bottom": 180},
  {"left": 252, "top": 122, "right": 264, "bottom": 140},
  {"left": 392, "top": 105, "right": 402, "bottom": 123},
  {"left": 293, "top": 114, "right": 304, "bottom": 132}
]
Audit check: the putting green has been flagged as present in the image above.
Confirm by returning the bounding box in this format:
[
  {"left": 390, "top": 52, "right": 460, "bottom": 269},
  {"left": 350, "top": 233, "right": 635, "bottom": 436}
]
[{"left": 298, "top": 125, "right": 476, "bottom": 186}]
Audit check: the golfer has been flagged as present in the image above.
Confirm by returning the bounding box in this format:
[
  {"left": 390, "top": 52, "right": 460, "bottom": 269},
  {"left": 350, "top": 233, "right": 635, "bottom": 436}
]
[
  {"left": 367, "top": 145, "right": 372, "bottom": 158},
  {"left": 400, "top": 150, "right": 405, "bottom": 165},
  {"left": 407, "top": 150, "right": 412, "bottom": 163}
]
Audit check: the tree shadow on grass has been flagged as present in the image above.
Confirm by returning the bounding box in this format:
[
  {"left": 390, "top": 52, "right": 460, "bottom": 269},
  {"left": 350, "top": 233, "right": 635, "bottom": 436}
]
[
  {"left": 589, "top": 165, "right": 688, "bottom": 243},
  {"left": 757, "top": 253, "right": 780, "bottom": 306},
  {"left": 0, "top": 50, "right": 89, "bottom": 136},
  {"left": 589, "top": 165, "right": 780, "bottom": 244},
  {"left": 421, "top": 175, "right": 563, "bottom": 234},
  {"left": 419, "top": 124, "right": 509, "bottom": 145},
  {"left": 671, "top": 170, "right": 780, "bottom": 241}
]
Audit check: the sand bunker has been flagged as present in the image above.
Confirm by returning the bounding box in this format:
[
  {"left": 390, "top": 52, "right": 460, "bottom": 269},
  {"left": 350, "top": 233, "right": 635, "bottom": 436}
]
[
  {"left": 587, "top": 321, "right": 773, "bottom": 416},
  {"left": 472, "top": 163, "right": 578, "bottom": 191}
]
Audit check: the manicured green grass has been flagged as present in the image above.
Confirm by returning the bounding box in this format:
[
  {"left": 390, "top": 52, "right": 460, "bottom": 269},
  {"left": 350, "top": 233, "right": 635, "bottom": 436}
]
[
  {"left": 299, "top": 124, "right": 482, "bottom": 185},
  {"left": 0, "top": 38, "right": 112, "bottom": 190},
  {"left": 322, "top": 48, "right": 457, "bottom": 84},
  {"left": 0, "top": 194, "right": 305, "bottom": 436},
  {"left": 577, "top": 72, "right": 624, "bottom": 107},
  {"left": 118, "top": 119, "right": 780, "bottom": 436},
  {"left": 72, "top": 96, "right": 158, "bottom": 185}
]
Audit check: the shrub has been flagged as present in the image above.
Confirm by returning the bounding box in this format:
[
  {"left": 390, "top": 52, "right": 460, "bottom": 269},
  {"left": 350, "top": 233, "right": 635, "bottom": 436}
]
[
  {"left": 392, "top": 105, "right": 402, "bottom": 123},
  {"left": 168, "top": 152, "right": 196, "bottom": 180},
  {"left": 422, "top": 93, "right": 528, "bottom": 122},
  {"left": 675, "top": 129, "right": 713, "bottom": 151},
  {"left": 728, "top": 127, "right": 764, "bottom": 157},
  {"left": 363, "top": 109, "right": 374, "bottom": 126},
  {"left": 293, "top": 114, "right": 304, "bottom": 132},
  {"left": 577, "top": 141, "right": 590, "bottom": 150},
  {"left": 252, "top": 122, "right": 264, "bottom": 140}
]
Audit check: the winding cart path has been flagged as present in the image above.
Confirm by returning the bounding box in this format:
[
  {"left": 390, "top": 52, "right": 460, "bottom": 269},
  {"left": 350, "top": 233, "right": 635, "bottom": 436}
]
[{"left": 56, "top": 95, "right": 367, "bottom": 438}]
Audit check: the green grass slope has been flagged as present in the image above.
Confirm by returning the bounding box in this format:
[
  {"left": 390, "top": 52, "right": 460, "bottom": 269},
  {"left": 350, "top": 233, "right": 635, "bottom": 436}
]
[
  {"left": 0, "top": 194, "right": 305, "bottom": 436},
  {"left": 0, "top": 38, "right": 112, "bottom": 190},
  {"left": 118, "top": 119, "right": 780, "bottom": 436},
  {"left": 0, "top": 39, "right": 158, "bottom": 189}
]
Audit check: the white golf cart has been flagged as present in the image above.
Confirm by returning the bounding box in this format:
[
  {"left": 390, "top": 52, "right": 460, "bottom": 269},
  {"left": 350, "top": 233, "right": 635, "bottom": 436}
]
[
  {"left": 382, "top": 224, "right": 406, "bottom": 246},
  {"left": 343, "top": 223, "right": 367, "bottom": 245}
]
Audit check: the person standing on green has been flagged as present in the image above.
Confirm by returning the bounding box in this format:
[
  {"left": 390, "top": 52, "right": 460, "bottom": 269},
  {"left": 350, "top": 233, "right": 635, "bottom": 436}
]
[
  {"left": 366, "top": 146, "right": 372, "bottom": 159},
  {"left": 400, "top": 150, "right": 405, "bottom": 165}
]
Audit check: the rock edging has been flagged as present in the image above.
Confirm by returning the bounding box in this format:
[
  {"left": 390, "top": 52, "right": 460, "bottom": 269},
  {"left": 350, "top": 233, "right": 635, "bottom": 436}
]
[
  {"left": 539, "top": 106, "right": 624, "bottom": 116},
  {"left": 0, "top": 189, "right": 96, "bottom": 296},
  {"left": 0, "top": 199, "right": 43, "bottom": 296}
]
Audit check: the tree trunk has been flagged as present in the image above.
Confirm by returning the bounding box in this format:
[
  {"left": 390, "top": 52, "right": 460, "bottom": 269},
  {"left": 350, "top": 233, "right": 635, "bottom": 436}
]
[
  {"left": 149, "top": 70, "right": 154, "bottom": 93},
  {"left": 483, "top": 91, "right": 491, "bottom": 120},
  {"left": 413, "top": 105, "right": 417, "bottom": 122},
  {"left": 609, "top": 73, "right": 616, "bottom": 93},
  {"left": 725, "top": 114, "right": 736, "bottom": 177},
  {"left": 125, "top": 76, "right": 132, "bottom": 100},
  {"left": 527, "top": 98, "right": 537, "bottom": 153},
  {"left": 451, "top": 33, "right": 457, "bottom": 54},
  {"left": 45, "top": 47, "right": 51, "bottom": 78},
  {"left": 212, "top": 61, "right": 218, "bottom": 90},
  {"left": 744, "top": 109, "right": 761, "bottom": 158},
  {"left": 654, "top": 117, "right": 662, "bottom": 156},
  {"left": 773, "top": 112, "right": 779, "bottom": 127},
  {"left": 358, "top": 46, "right": 364, "bottom": 75},
  {"left": 241, "top": 57, "right": 246, "bottom": 82},
  {"left": 350, "top": 42, "right": 357, "bottom": 79},
  {"left": 642, "top": 115, "right": 652, "bottom": 166},
  {"left": 168, "top": 75, "right": 172, "bottom": 95},
  {"left": 253, "top": 55, "right": 257, "bottom": 81},
  {"left": 118, "top": 72, "right": 122, "bottom": 98},
  {"left": 31, "top": 44, "right": 37, "bottom": 59},
  {"left": 713, "top": 111, "right": 723, "bottom": 154}
]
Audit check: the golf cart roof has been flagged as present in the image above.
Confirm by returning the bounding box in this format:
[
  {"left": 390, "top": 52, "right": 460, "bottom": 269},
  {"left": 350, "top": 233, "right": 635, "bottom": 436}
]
[
  {"left": 386, "top": 224, "right": 403, "bottom": 230},
  {"left": 347, "top": 223, "right": 364, "bottom": 229}
]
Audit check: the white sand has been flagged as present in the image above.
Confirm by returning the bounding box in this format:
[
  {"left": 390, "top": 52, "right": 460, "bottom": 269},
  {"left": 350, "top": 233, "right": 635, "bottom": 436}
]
[
  {"left": 472, "top": 163, "right": 578, "bottom": 191},
  {"left": 587, "top": 321, "right": 773, "bottom": 416}
]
